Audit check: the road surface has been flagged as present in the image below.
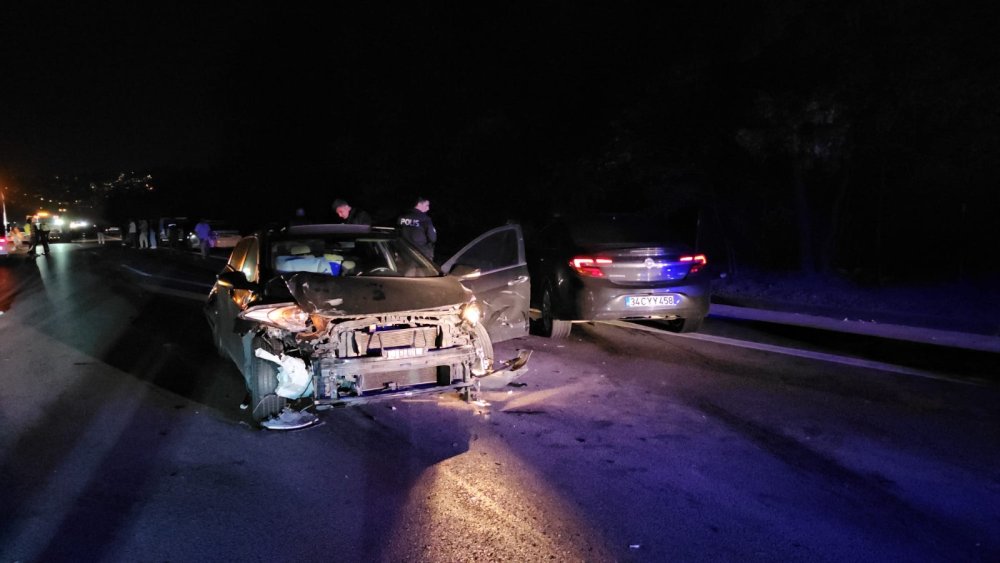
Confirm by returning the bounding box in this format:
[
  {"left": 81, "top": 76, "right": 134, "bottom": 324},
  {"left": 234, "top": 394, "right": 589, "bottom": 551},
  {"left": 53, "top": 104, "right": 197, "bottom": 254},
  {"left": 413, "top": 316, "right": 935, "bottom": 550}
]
[{"left": 1, "top": 244, "right": 997, "bottom": 562}]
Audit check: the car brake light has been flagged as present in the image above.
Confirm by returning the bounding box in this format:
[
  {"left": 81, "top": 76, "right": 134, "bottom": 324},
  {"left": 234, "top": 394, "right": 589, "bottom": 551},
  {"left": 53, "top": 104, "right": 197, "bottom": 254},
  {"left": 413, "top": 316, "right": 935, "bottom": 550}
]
[
  {"left": 570, "top": 256, "right": 612, "bottom": 277},
  {"left": 680, "top": 254, "right": 707, "bottom": 274}
]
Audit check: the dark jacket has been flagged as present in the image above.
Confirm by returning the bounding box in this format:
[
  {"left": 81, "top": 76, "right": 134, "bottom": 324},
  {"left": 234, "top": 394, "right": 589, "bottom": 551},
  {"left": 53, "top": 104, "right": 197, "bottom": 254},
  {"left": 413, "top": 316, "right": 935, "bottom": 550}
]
[
  {"left": 344, "top": 208, "right": 372, "bottom": 226},
  {"left": 397, "top": 208, "right": 436, "bottom": 259}
]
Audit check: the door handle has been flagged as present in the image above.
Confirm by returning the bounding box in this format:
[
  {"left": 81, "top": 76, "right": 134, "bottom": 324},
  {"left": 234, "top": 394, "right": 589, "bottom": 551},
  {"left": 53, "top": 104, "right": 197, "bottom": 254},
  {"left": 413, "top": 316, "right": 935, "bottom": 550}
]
[{"left": 507, "top": 275, "right": 529, "bottom": 286}]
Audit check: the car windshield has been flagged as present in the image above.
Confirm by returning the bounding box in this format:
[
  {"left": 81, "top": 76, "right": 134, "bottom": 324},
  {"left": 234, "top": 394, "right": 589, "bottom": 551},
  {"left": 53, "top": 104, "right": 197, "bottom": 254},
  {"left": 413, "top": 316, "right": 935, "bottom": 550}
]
[
  {"left": 567, "top": 214, "right": 668, "bottom": 245},
  {"left": 270, "top": 234, "right": 440, "bottom": 278}
]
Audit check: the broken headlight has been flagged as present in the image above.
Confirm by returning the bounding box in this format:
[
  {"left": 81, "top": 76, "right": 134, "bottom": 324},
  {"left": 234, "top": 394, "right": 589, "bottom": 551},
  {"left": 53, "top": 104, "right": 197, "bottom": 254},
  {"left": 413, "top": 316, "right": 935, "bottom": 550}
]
[
  {"left": 461, "top": 301, "right": 482, "bottom": 326},
  {"left": 241, "top": 303, "right": 310, "bottom": 332}
]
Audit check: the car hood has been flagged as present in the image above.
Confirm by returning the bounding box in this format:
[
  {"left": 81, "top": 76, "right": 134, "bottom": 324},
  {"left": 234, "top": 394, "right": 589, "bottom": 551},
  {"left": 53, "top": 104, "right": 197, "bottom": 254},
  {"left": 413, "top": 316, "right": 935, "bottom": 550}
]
[{"left": 282, "top": 272, "right": 471, "bottom": 316}]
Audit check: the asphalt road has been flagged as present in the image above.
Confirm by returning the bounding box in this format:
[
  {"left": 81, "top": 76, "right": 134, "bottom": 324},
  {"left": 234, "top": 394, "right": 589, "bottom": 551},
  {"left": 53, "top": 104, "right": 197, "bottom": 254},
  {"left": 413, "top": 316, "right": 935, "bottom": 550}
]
[{"left": 1, "top": 244, "right": 998, "bottom": 562}]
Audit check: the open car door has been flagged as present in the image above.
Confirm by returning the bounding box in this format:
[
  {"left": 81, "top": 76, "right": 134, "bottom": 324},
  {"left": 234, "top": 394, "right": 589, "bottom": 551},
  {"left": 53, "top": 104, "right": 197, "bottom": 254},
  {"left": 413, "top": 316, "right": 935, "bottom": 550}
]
[{"left": 441, "top": 224, "right": 530, "bottom": 343}]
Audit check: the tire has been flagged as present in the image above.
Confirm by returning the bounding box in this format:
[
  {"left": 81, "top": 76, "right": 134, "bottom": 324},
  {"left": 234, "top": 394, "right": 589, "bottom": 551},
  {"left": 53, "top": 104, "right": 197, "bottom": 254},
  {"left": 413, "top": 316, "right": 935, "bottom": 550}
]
[
  {"left": 248, "top": 336, "right": 287, "bottom": 424},
  {"left": 666, "top": 315, "right": 704, "bottom": 334},
  {"left": 208, "top": 305, "right": 227, "bottom": 359},
  {"left": 215, "top": 329, "right": 227, "bottom": 359},
  {"left": 538, "top": 284, "right": 572, "bottom": 339},
  {"left": 471, "top": 322, "right": 495, "bottom": 375}
]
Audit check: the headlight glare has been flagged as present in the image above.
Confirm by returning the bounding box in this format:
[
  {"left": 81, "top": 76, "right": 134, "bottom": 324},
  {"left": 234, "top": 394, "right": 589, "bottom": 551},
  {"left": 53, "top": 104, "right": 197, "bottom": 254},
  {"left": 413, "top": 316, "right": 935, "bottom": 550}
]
[{"left": 461, "top": 302, "right": 482, "bottom": 326}]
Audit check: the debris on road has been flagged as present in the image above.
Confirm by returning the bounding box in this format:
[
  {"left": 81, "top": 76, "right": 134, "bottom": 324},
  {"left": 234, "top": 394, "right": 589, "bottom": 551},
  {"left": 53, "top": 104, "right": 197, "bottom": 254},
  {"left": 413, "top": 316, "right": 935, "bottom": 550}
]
[{"left": 261, "top": 407, "right": 320, "bottom": 431}]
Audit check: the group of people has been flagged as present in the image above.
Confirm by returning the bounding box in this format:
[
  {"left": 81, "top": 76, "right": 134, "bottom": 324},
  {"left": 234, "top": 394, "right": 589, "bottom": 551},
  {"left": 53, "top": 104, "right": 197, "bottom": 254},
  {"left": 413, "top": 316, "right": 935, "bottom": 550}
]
[
  {"left": 329, "top": 196, "right": 437, "bottom": 261},
  {"left": 7, "top": 218, "right": 50, "bottom": 256},
  {"left": 124, "top": 219, "right": 156, "bottom": 249}
]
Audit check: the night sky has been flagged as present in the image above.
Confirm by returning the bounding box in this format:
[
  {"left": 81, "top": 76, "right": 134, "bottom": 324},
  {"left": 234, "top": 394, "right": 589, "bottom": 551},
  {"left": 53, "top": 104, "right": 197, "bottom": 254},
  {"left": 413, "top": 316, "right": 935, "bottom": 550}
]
[{"left": 3, "top": 2, "right": 998, "bottom": 279}]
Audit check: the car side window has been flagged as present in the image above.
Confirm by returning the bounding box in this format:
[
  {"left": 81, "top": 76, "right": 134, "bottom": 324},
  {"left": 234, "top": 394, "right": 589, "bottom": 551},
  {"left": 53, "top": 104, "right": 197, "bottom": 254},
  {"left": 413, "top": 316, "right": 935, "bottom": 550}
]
[{"left": 454, "top": 229, "right": 519, "bottom": 273}]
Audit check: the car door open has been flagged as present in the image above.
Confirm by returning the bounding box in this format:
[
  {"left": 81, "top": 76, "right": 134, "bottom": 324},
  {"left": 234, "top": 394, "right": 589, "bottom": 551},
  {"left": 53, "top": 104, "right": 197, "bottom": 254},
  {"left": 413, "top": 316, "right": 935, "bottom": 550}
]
[{"left": 441, "top": 224, "right": 530, "bottom": 343}]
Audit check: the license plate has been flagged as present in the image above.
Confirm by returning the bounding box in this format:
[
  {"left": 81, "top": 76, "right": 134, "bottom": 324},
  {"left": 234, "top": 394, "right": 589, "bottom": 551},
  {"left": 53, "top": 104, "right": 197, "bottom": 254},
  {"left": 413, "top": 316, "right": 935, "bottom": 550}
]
[{"left": 625, "top": 295, "right": 678, "bottom": 307}]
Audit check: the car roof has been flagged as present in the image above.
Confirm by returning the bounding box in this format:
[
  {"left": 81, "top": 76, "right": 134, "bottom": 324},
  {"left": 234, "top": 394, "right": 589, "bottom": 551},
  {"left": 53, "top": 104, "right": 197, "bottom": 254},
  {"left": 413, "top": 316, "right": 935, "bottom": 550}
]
[{"left": 284, "top": 224, "right": 394, "bottom": 236}]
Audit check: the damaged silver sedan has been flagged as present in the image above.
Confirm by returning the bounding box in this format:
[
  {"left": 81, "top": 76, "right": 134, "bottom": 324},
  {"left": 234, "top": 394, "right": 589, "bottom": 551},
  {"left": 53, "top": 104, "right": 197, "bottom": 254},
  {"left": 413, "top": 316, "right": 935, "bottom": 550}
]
[{"left": 205, "top": 223, "right": 530, "bottom": 428}]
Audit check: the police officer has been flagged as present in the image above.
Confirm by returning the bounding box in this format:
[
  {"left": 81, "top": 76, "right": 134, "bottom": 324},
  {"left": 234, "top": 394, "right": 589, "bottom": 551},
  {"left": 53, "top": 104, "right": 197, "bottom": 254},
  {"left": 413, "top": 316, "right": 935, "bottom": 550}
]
[
  {"left": 397, "top": 196, "right": 436, "bottom": 260},
  {"left": 332, "top": 199, "right": 372, "bottom": 226}
]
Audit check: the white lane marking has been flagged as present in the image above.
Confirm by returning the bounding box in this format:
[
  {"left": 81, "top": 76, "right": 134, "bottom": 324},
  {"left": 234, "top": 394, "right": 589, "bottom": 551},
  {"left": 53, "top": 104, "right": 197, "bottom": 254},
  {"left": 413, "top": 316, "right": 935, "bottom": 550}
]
[
  {"left": 710, "top": 303, "right": 1000, "bottom": 354},
  {"left": 138, "top": 284, "right": 208, "bottom": 301},
  {"left": 121, "top": 264, "right": 213, "bottom": 288},
  {"left": 600, "top": 320, "right": 981, "bottom": 386}
]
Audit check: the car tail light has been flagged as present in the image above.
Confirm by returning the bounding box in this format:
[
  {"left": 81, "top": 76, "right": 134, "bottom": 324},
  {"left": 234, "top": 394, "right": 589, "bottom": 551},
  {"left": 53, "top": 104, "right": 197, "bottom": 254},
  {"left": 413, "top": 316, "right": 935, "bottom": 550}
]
[
  {"left": 570, "top": 256, "right": 613, "bottom": 277},
  {"left": 680, "top": 254, "right": 707, "bottom": 274}
]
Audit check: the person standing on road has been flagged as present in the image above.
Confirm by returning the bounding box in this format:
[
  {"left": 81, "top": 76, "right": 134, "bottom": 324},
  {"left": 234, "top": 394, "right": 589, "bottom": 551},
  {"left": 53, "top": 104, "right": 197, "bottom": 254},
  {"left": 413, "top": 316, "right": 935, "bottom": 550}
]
[
  {"left": 397, "top": 196, "right": 436, "bottom": 261},
  {"left": 28, "top": 219, "right": 50, "bottom": 256},
  {"left": 10, "top": 225, "right": 24, "bottom": 249},
  {"left": 97, "top": 225, "right": 105, "bottom": 245},
  {"left": 148, "top": 220, "right": 157, "bottom": 249},
  {"left": 37, "top": 220, "right": 50, "bottom": 255},
  {"left": 127, "top": 219, "right": 137, "bottom": 248},
  {"left": 194, "top": 219, "right": 212, "bottom": 259},
  {"left": 332, "top": 199, "right": 372, "bottom": 226},
  {"left": 138, "top": 219, "right": 149, "bottom": 249},
  {"left": 26, "top": 220, "right": 38, "bottom": 254}
]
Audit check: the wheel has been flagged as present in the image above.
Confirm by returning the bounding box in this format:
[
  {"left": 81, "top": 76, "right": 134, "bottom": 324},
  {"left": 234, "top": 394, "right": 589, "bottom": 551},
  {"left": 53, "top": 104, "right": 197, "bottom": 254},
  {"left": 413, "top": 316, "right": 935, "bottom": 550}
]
[
  {"left": 248, "top": 336, "right": 287, "bottom": 424},
  {"left": 471, "top": 323, "right": 495, "bottom": 376},
  {"left": 207, "top": 300, "right": 227, "bottom": 359},
  {"left": 537, "top": 284, "right": 572, "bottom": 339},
  {"left": 215, "top": 328, "right": 227, "bottom": 359},
  {"left": 665, "top": 315, "right": 704, "bottom": 334}
]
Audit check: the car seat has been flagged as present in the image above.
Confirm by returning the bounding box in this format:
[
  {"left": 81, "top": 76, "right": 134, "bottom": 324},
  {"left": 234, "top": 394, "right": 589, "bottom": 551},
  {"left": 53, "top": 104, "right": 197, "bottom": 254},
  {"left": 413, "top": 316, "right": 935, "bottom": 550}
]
[{"left": 276, "top": 244, "right": 331, "bottom": 274}]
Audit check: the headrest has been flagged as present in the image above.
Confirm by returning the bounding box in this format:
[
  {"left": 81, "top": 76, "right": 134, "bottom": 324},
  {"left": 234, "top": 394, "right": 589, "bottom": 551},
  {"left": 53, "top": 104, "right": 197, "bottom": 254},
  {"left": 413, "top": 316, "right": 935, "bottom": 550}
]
[{"left": 290, "top": 244, "right": 312, "bottom": 256}]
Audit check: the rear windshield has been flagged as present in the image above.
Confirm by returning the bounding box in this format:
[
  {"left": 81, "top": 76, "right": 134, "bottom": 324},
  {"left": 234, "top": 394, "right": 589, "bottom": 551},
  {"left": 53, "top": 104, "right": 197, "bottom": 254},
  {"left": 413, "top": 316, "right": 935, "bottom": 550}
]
[
  {"left": 270, "top": 235, "right": 440, "bottom": 278},
  {"left": 567, "top": 215, "right": 668, "bottom": 245}
]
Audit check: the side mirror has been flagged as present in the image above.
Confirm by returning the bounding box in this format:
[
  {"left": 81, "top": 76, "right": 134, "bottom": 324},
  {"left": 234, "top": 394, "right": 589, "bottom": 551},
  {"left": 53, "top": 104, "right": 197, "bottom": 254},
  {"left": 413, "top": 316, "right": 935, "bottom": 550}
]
[
  {"left": 448, "top": 264, "right": 482, "bottom": 279},
  {"left": 217, "top": 270, "right": 252, "bottom": 290}
]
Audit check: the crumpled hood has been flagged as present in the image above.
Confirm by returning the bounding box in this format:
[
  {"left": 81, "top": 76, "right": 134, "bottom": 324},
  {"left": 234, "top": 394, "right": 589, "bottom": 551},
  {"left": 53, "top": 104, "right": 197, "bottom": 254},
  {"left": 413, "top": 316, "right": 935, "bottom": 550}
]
[{"left": 283, "top": 272, "right": 472, "bottom": 316}]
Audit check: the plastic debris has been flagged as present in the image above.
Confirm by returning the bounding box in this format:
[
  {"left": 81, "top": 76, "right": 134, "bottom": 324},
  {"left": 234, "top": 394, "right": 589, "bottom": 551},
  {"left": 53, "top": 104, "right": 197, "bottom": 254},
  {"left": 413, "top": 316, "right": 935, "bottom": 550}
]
[
  {"left": 261, "top": 407, "right": 319, "bottom": 431},
  {"left": 255, "top": 348, "right": 311, "bottom": 399}
]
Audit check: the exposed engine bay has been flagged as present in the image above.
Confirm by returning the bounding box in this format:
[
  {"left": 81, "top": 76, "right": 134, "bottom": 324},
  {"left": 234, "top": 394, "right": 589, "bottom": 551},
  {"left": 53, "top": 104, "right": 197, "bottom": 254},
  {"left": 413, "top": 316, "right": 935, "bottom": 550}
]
[{"left": 259, "top": 305, "right": 493, "bottom": 404}]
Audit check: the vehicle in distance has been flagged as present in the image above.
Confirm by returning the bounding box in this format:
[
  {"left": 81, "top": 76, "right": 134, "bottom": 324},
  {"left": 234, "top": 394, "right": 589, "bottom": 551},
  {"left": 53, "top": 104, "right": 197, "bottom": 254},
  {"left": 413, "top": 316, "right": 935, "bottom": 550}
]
[
  {"left": 188, "top": 220, "right": 241, "bottom": 250},
  {"left": 158, "top": 217, "right": 190, "bottom": 248},
  {"left": 206, "top": 223, "right": 530, "bottom": 428},
  {"left": 526, "top": 213, "right": 710, "bottom": 338}
]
